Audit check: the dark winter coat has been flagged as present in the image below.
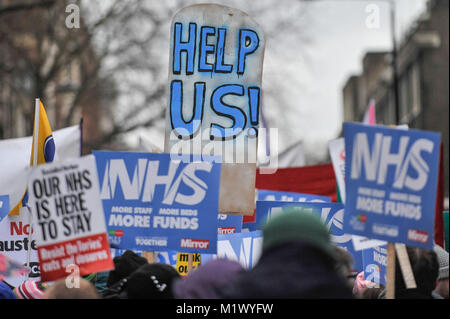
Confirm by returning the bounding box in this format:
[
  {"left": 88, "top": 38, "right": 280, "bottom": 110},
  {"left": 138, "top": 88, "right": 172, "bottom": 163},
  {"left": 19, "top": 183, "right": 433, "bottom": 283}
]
[{"left": 218, "top": 241, "right": 354, "bottom": 299}]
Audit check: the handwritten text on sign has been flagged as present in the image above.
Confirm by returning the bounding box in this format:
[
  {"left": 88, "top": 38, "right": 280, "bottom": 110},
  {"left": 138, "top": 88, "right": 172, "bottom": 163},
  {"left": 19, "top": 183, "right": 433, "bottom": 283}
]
[
  {"left": 168, "top": 17, "right": 262, "bottom": 141},
  {"left": 165, "top": 4, "right": 265, "bottom": 216}
]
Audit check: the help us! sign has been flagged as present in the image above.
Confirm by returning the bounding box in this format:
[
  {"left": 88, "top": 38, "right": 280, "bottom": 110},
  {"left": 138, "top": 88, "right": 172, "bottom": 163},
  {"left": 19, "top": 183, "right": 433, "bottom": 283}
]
[
  {"left": 164, "top": 4, "right": 265, "bottom": 216},
  {"left": 27, "top": 155, "right": 113, "bottom": 282}
]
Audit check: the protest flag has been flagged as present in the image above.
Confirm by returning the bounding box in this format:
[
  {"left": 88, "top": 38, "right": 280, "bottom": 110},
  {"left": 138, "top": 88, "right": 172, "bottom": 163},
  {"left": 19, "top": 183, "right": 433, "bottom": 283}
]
[
  {"left": 362, "top": 98, "right": 376, "bottom": 125},
  {"left": 8, "top": 99, "right": 55, "bottom": 216},
  {"left": 256, "top": 164, "right": 337, "bottom": 202}
]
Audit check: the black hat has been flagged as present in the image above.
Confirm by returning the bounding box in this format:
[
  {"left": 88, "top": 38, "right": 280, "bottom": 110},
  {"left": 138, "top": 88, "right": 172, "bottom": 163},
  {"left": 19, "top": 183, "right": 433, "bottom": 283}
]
[
  {"left": 107, "top": 250, "right": 148, "bottom": 287},
  {"left": 126, "top": 264, "right": 180, "bottom": 299}
]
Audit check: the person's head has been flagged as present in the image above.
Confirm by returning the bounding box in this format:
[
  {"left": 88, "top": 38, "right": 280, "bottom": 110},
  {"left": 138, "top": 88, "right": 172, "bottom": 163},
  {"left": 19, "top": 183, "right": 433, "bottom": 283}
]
[
  {"left": 395, "top": 246, "right": 439, "bottom": 298},
  {"left": 262, "top": 208, "right": 337, "bottom": 261},
  {"left": 333, "top": 246, "right": 355, "bottom": 289},
  {"left": 173, "top": 258, "right": 244, "bottom": 299},
  {"left": 12, "top": 280, "right": 48, "bottom": 299},
  {"left": 434, "top": 245, "right": 449, "bottom": 298},
  {"left": 43, "top": 278, "right": 99, "bottom": 299},
  {"left": 125, "top": 263, "right": 180, "bottom": 299},
  {"left": 107, "top": 250, "right": 148, "bottom": 287}
]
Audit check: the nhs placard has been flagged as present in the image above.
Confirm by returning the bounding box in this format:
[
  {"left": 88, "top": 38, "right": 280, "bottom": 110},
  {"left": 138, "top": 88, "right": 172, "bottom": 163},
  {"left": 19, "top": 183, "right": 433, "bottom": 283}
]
[
  {"left": 93, "top": 151, "right": 221, "bottom": 254},
  {"left": 257, "top": 190, "right": 331, "bottom": 203},
  {"left": 343, "top": 123, "right": 440, "bottom": 249}
]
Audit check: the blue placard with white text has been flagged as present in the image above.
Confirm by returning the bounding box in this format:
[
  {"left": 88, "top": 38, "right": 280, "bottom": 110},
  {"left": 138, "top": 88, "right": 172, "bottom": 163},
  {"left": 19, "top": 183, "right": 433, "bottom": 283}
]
[
  {"left": 93, "top": 151, "right": 221, "bottom": 254},
  {"left": 343, "top": 123, "right": 440, "bottom": 249},
  {"left": 362, "top": 245, "right": 387, "bottom": 286},
  {"left": 218, "top": 213, "right": 243, "bottom": 234},
  {"left": 255, "top": 201, "right": 363, "bottom": 273},
  {"left": 257, "top": 190, "right": 331, "bottom": 203},
  {"left": 0, "top": 195, "right": 9, "bottom": 222},
  {"left": 201, "top": 231, "right": 263, "bottom": 269}
]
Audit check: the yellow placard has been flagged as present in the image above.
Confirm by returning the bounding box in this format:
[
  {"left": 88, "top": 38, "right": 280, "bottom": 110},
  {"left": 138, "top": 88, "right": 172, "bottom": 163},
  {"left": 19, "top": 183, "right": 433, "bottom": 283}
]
[{"left": 176, "top": 253, "right": 201, "bottom": 276}]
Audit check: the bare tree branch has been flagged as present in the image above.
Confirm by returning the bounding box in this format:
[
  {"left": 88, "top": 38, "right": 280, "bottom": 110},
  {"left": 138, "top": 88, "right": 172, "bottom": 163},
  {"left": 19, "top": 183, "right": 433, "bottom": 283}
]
[{"left": 0, "top": 0, "right": 55, "bottom": 16}]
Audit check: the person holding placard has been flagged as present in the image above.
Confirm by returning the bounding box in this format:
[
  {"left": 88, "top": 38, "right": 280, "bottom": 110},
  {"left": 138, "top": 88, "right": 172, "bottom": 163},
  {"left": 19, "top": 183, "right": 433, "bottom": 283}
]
[{"left": 378, "top": 246, "right": 439, "bottom": 299}]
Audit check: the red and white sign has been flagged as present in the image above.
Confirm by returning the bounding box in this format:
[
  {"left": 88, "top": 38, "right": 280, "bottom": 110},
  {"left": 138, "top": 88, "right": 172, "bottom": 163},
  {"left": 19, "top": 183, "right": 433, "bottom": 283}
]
[{"left": 27, "top": 155, "right": 113, "bottom": 282}]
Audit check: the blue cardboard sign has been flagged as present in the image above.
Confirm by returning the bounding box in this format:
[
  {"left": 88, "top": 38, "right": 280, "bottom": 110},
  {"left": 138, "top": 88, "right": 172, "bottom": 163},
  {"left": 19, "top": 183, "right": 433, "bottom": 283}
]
[
  {"left": 343, "top": 123, "right": 440, "bottom": 249},
  {"left": 362, "top": 245, "right": 387, "bottom": 286},
  {"left": 218, "top": 213, "right": 243, "bottom": 234},
  {"left": 255, "top": 201, "right": 363, "bottom": 273},
  {"left": 154, "top": 250, "right": 178, "bottom": 267},
  {"left": 93, "top": 151, "right": 221, "bottom": 254},
  {"left": 0, "top": 195, "right": 9, "bottom": 222},
  {"left": 257, "top": 190, "right": 331, "bottom": 203},
  {"left": 202, "top": 231, "right": 262, "bottom": 269}
]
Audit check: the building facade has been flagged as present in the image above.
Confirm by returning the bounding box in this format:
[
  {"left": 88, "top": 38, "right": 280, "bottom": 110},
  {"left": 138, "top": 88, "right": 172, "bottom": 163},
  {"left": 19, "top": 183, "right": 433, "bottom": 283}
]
[{"left": 342, "top": 0, "right": 449, "bottom": 198}]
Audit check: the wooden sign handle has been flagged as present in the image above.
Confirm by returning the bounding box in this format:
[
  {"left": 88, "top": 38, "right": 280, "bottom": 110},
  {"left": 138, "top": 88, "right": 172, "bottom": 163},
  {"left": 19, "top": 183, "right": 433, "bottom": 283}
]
[
  {"left": 395, "top": 243, "right": 417, "bottom": 289},
  {"left": 187, "top": 253, "right": 193, "bottom": 274},
  {"left": 142, "top": 251, "right": 154, "bottom": 264},
  {"left": 386, "top": 243, "right": 396, "bottom": 299}
]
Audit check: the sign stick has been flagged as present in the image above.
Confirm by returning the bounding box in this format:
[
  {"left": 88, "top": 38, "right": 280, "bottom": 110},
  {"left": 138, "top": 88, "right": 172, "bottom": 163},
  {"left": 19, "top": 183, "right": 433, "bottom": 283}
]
[
  {"left": 142, "top": 251, "right": 154, "bottom": 264},
  {"left": 187, "top": 253, "right": 193, "bottom": 275},
  {"left": 24, "top": 98, "right": 40, "bottom": 282},
  {"left": 25, "top": 206, "right": 33, "bottom": 281},
  {"left": 386, "top": 243, "right": 396, "bottom": 299},
  {"left": 394, "top": 243, "right": 417, "bottom": 289}
]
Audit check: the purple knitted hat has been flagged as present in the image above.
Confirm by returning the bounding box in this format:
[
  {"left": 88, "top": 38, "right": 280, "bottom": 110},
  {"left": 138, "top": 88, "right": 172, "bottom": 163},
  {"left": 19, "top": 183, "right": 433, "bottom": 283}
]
[{"left": 173, "top": 258, "right": 244, "bottom": 299}]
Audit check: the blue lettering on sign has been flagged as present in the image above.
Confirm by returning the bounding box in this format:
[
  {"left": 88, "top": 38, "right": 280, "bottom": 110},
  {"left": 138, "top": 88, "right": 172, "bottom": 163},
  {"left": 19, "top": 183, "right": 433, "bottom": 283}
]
[
  {"left": 173, "top": 22, "right": 196, "bottom": 75},
  {"left": 237, "top": 29, "right": 259, "bottom": 75},
  {"left": 169, "top": 22, "right": 261, "bottom": 140},
  {"left": 170, "top": 80, "right": 205, "bottom": 139}
]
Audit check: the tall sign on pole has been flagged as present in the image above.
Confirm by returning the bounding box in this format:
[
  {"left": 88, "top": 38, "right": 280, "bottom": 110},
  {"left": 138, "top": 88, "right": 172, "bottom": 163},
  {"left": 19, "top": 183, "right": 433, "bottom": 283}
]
[{"left": 164, "top": 4, "right": 265, "bottom": 215}]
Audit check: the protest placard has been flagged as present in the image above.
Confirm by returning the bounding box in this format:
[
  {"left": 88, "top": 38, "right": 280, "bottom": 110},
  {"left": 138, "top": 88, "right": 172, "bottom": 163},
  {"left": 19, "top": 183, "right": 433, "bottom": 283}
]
[
  {"left": 0, "top": 211, "right": 40, "bottom": 286},
  {"left": 202, "top": 231, "right": 263, "bottom": 269},
  {"left": 362, "top": 244, "right": 387, "bottom": 286},
  {"left": 27, "top": 155, "right": 113, "bottom": 282},
  {"left": 164, "top": 4, "right": 265, "bottom": 216},
  {"left": 176, "top": 252, "right": 201, "bottom": 276},
  {"left": 255, "top": 201, "right": 363, "bottom": 272},
  {"left": 218, "top": 213, "right": 243, "bottom": 235},
  {"left": 343, "top": 123, "right": 440, "bottom": 249},
  {"left": 257, "top": 190, "right": 331, "bottom": 203},
  {"left": 93, "top": 151, "right": 221, "bottom": 254}
]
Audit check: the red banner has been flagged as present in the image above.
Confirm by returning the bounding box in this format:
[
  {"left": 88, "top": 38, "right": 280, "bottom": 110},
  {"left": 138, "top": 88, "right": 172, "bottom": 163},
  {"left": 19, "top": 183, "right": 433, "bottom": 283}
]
[{"left": 256, "top": 163, "right": 337, "bottom": 201}]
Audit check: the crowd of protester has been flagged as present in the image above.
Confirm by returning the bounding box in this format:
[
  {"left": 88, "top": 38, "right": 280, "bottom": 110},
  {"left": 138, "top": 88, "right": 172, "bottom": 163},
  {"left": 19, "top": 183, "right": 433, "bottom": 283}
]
[{"left": 1, "top": 208, "right": 448, "bottom": 299}]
